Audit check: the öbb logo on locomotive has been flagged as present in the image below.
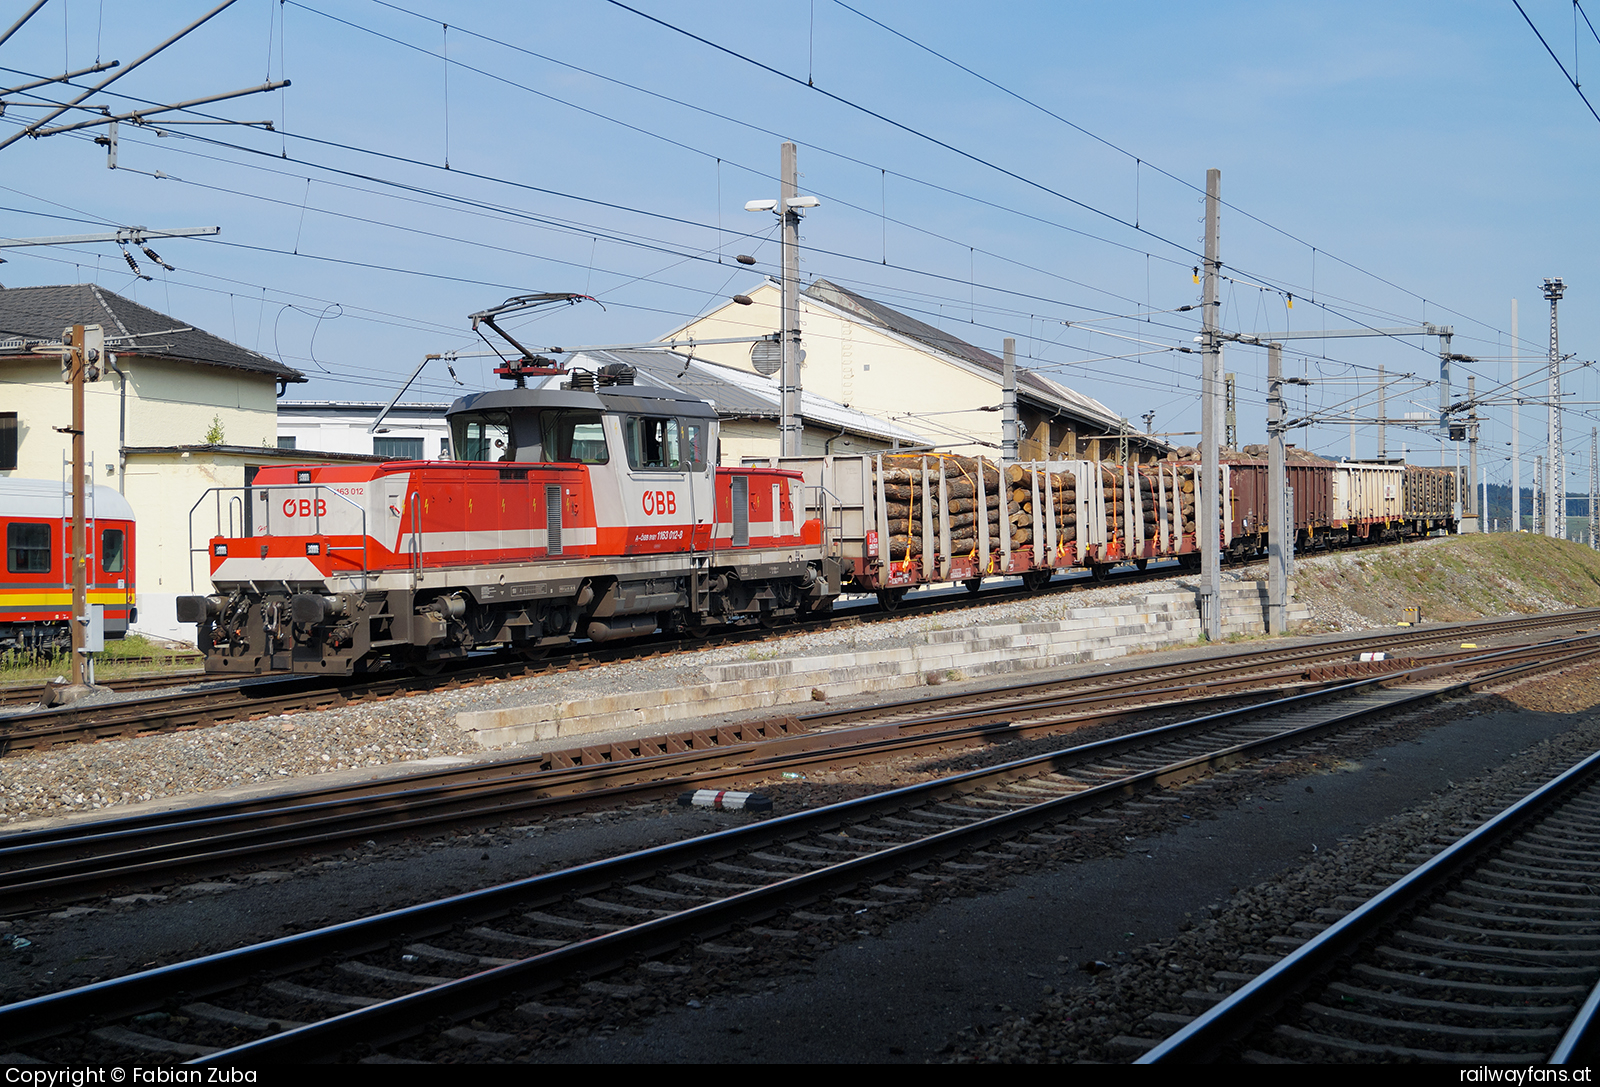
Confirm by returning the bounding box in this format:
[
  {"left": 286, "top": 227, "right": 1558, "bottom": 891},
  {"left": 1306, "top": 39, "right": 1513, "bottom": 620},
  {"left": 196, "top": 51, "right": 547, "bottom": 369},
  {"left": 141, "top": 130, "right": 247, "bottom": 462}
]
[
  {"left": 282, "top": 498, "right": 328, "bottom": 518},
  {"left": 175, "top": 356, "right": 1462, "bottom": 676}
]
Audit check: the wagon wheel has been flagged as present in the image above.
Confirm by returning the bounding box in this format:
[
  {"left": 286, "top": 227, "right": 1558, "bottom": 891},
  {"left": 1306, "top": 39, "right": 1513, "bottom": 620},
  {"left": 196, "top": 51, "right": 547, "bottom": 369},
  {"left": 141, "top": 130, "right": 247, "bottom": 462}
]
[
  {"left": 1134, "top": 559, "right": 1149, "bottom": 572},
  {"left": 517, "top": 644, "right": 551, "bottom": 663},
  {"left": 1021, "top": 570, "right": 1051, "bottom": 593},
  {"left": 964, "top": 578, "right": 984, "bottom": 595},
  {"left": 1089, "top": 564, "right": 1110, "bottom": 582},
  {"left": 876, "top": 588, "right": 907, "bottom": 611}
]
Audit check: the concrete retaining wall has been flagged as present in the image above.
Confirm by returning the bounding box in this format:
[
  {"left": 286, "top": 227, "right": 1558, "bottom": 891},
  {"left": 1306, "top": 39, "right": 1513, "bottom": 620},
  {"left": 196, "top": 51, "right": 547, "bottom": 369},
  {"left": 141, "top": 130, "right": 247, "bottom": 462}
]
[{"left": 457, "top": 580, "right": 1311, "bottom": 749}]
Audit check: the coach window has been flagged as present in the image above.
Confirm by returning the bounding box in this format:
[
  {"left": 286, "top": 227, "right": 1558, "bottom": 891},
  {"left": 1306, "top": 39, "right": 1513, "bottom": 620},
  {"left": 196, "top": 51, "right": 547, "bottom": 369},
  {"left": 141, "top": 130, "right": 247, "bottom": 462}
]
[
  {"left": 6, "top": 523, "right": 51, "bottom": 574},
  {"left": 541, "top": 410, "right": 609, "bottom": 464},
  {"left": 623, "top": 416, "right": 685, "bottom": 471},
  {"left": 102, "top": 528, "right": 125, "bottom": 574}
]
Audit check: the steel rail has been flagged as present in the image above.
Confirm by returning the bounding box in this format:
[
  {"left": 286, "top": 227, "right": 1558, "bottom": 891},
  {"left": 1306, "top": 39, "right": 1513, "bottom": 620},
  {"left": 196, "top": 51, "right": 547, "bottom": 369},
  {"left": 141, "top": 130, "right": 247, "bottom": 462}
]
[{"left": 1139, "top": 745, "right": 1600, "bottom": 1064}]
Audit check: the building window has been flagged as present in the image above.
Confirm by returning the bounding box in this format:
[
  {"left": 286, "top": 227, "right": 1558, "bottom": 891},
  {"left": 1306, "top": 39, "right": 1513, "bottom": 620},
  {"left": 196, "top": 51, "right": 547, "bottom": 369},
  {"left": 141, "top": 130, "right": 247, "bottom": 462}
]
[
  {"left": 374, "top": 437, "right": 424, "bottom": 460},
  {"left": 0, "top": 413, "right": 16, "bottom": 471},
  {"left": 276, "top": 435, "right": 296, "bottom": 450},
  {"left": 7, "top": 522, "right": 51, "bottom": 573}
]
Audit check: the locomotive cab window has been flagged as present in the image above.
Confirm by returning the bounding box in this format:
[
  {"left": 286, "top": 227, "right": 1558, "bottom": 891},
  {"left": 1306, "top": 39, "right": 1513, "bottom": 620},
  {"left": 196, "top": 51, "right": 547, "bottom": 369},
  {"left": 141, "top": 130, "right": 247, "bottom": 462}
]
[
  {"left": 6, "top": 522, "right": 51, "bottom": 573},
  {"left": 101, "top": 528, "right": 125, "bottom": 573},
  {"left": 624, "top": 416, "right": 700, "bottom": 471},
  {"left": 541, "top": 410, "right": 608, "bottom": 465},
  {"left": 451, "top": 412, "right": 513, "bottom": 462}
]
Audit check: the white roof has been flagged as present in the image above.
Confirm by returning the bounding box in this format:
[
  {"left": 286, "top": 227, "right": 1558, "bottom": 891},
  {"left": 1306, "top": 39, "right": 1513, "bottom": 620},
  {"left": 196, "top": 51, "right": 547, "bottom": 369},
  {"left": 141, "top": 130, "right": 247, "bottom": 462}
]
[
  {"left": 0, "top": 477, "right": 137, "bottom": 521},
  {"left": 570, "top": 349, "right": 930, "bottom": 446}
]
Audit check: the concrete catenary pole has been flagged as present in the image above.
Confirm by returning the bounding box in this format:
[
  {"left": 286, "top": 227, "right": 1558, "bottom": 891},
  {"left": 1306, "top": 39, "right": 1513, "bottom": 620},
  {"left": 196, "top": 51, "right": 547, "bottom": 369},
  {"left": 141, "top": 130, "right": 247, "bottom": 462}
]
[
  {"left": 780, "top": 142, "right": 803, "bottom": 456},
  {"left": 1267, "top": 343, "right": 1288, "bottom": 634},
  {"left": 1469, "top": 375, "right": 1480, "bottom": 533},
  {"left": 1200, "top": 168, "right": 1222, "bottom": 641},
  {"left": 1002, "top": 337, "right": 1018, "bottom": 462},
  {"left": 1544, "top": 277, "right": 1566, "bottom": 539},
  {"left": 1377, "top": 363, "right": 1387, "bottom": 460},
  {"left": 1591, "top": 427, "right": 1598, "bottom": 548},
  {"left": 1535, "top": 455, "right": 1544, "bottom": 535},
  {"left": 1512, "top": 299, "right": 1520, "bottom": 529}
]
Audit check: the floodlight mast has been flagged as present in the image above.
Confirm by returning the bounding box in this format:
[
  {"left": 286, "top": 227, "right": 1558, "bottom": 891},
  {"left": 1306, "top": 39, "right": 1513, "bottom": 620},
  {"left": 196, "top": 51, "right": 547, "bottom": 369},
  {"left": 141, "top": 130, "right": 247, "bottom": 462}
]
[{"left": 746, "top": 143, "right": 820, "bottom": 457}]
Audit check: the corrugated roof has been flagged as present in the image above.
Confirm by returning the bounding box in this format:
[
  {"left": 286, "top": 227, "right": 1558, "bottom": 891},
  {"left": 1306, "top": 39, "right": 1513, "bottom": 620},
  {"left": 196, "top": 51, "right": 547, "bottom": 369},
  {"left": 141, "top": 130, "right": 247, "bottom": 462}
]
[
  {"left": 802, "top": 278, "right": 1125, "bottom": 432},
  {"left": 0, "top": 284, "right": 305, "bottom": 382},
  {"left": 569, "top": 348, "right": 930, "bottom": 445}
]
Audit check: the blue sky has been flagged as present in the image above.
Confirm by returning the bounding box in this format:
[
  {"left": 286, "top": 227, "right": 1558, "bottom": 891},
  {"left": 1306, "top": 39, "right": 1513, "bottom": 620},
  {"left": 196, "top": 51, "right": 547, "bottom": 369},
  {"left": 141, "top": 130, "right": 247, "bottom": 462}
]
[{"left": 2, "top": 1, "right": 1596, "bottom": 492}]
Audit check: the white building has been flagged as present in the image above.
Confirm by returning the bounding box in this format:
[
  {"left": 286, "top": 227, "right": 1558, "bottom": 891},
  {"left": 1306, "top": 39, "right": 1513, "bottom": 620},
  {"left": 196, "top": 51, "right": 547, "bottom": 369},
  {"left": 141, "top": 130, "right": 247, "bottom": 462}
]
[
  {"left": 662, "top": 279, "right": 1169, "bottom": 463},
  {"left": 277, "top": 402, "right": 452, "bottom": 460}
]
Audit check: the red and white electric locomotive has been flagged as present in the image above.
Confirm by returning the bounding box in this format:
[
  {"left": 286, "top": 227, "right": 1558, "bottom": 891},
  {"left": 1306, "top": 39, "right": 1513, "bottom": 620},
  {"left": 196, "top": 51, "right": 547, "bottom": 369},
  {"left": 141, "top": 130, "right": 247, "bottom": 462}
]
[{"left": 180, "top": 359, "right": 839, "bottom": 674}]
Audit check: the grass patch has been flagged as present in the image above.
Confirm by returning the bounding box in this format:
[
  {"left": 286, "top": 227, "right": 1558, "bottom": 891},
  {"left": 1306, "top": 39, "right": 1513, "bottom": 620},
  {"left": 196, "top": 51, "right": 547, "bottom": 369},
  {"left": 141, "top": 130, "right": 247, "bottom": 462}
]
[
  {"left": 0, "top": 634, "right": 201, "bottom": 685},
  {"left": 1296, "top": 533, "right": 1600, "bottom": 626}
]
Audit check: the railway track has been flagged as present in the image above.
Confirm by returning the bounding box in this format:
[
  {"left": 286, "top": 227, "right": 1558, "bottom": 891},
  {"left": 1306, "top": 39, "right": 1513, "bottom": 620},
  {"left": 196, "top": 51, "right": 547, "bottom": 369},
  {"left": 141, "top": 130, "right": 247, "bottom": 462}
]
[
  {"left": 2, "top": 593, "right": 1593, "bottom": 757},
  {"left": 1140, "top": 744, "right": 1600, "bottom": 1065},
  {"left": 2, "top": 621, "right": 1592, "bottom": 914},
  {"left": 2, "top": 629, "right": 1595, "bottom": 1064}
]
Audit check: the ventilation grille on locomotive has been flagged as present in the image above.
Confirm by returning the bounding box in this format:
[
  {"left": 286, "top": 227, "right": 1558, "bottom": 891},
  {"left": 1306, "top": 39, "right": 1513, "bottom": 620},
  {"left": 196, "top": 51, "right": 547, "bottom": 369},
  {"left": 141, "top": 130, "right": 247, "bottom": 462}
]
[
  {"left": 545, "top": 484, "right": 562, "bottom": 554},
  {"left": 732, "top": 476, "right": 749, "bottom": 547}
]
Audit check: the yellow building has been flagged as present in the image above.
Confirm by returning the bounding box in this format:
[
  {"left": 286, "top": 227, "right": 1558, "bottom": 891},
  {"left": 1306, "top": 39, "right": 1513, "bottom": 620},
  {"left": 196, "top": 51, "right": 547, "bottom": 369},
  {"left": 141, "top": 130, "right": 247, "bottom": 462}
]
[
  {"left": 661, "top": 279, "right": 1168, "bottom": 463},
  {"left": 0, "top": 284, "right": 309, "bottom": 639}
]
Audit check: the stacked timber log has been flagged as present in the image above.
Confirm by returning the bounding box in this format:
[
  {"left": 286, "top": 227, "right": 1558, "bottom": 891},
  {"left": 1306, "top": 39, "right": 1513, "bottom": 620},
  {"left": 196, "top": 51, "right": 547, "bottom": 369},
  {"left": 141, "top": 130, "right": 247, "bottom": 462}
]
[
  {"left": 880, "top": 455, "right": 1006, "bottom": 560},
  {"left": 1000, "top": 463, "right": 1081, "bottom": 552}
]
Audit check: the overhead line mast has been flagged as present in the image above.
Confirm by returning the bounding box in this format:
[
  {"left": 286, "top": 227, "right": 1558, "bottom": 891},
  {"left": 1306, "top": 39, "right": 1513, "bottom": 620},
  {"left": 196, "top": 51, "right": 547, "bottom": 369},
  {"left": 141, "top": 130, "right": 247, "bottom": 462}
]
[{"left": 1543, "top": 278, "right": 1566, "bottom": 540}]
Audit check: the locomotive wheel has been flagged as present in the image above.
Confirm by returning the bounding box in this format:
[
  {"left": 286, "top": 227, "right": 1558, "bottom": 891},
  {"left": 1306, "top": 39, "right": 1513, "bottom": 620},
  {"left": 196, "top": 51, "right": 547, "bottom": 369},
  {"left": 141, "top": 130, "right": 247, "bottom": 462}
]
[
  {"left": 1022, "top": 570, "right": 1051, "bottom": 593},
  {"left": 876, "top": 588, "right": 907, "bottom": 611}
]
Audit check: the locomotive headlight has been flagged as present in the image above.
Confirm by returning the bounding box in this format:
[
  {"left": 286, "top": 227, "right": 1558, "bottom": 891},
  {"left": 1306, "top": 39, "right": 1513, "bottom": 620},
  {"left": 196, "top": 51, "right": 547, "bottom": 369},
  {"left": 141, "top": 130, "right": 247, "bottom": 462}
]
[{"left": 213, "top": 544, "right": 228, "bottom": 557}]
